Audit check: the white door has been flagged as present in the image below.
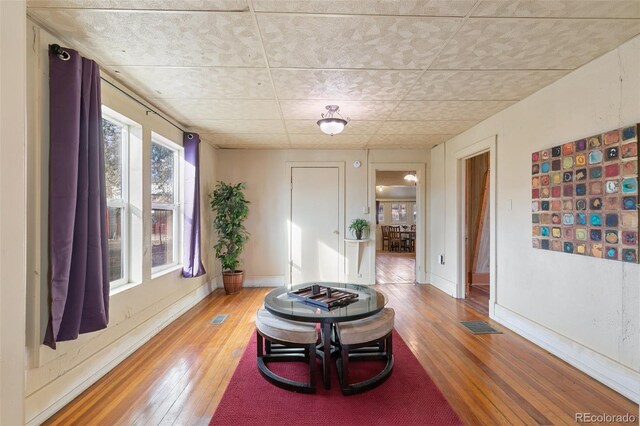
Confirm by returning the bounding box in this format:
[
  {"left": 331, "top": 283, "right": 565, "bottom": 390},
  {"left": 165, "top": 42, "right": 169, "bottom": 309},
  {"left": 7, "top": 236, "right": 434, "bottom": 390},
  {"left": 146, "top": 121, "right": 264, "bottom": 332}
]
[{"left": 290, "top": 167, "right": 341, "bottom": 284}]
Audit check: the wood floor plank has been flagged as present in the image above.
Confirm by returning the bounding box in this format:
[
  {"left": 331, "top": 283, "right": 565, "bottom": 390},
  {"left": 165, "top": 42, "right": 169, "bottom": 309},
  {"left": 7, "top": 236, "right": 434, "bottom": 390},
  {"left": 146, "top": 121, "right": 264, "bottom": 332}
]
[{"left": 43, "top": 285, "right": 637, "bottom": 426}]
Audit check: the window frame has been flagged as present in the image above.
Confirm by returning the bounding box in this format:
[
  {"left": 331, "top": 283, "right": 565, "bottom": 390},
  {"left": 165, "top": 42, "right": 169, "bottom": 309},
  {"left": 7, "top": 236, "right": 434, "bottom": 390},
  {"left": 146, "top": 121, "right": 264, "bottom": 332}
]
[
  {"left": 150, "top": 133, "right": 184, "bottom": 276},
  {"left": 391, "top": 202, "right": 408, "bottom": 224},
  {"left": 102, "top": 111, "right": 130, "bottom": 290}
]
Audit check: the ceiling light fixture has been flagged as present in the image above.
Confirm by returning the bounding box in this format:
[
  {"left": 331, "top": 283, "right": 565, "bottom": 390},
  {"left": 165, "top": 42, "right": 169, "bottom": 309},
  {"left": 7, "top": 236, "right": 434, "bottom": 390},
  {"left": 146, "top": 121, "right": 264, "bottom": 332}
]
[
  {"left": 404, "top": 173, "right": 417, "bottom": 183},
  {"left": 317, "top": 105, "right": 350, "bottom": 136}
]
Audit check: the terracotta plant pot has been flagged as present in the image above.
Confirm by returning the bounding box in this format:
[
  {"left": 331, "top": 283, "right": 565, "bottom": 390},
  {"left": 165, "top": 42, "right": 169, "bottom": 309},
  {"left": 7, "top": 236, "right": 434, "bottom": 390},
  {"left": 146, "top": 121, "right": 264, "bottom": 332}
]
[{"left": 222, "top": 270, "right": 244, "bottom": 294}]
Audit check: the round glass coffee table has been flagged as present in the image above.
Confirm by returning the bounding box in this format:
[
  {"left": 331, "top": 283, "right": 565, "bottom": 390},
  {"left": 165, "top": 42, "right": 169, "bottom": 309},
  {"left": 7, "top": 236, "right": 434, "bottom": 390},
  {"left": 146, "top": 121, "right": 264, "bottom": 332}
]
[{"left": 264, "top": 282, "right": 386, "bottom": 389}]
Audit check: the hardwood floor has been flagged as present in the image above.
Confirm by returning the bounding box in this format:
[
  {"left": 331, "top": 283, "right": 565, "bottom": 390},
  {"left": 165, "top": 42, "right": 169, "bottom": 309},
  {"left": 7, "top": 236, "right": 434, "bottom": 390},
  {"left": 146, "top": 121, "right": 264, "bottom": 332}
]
[
  {"left": 376, "top": 250, "right": 415, "bottom": 284},
  {"left": 44, "top": 286, "right": 637, "bottom": 425},
  {"left": 464, "top": 284, "right": 490, "bottom": 316}
]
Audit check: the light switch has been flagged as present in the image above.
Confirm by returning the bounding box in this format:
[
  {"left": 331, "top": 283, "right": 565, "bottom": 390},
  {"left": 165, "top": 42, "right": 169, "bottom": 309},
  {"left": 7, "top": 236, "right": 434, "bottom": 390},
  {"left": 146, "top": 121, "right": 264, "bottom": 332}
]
[{"left": 362, "top": 206, "right": 369, "bottom": 214}]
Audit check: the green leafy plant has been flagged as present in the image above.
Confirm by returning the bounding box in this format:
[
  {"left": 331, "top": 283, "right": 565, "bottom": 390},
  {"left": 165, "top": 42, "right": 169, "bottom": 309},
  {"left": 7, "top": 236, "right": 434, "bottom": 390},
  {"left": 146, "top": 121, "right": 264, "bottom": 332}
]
[
  {"left": 349, "top": 218, "right": 369, "bottom": 239},
  {"left": 209, "top": 181, "right": 250, "bottom": 272}
]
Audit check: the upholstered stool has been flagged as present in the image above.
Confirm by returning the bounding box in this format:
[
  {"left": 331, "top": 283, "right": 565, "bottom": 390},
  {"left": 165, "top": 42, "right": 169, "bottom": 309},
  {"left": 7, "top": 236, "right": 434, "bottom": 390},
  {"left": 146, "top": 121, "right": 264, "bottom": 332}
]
[
  {"left": 335, "top": 308, "right": 395, "bottom": 395},
  {"left": 256, "top": 308, "right": 318, "bottom": 393}
]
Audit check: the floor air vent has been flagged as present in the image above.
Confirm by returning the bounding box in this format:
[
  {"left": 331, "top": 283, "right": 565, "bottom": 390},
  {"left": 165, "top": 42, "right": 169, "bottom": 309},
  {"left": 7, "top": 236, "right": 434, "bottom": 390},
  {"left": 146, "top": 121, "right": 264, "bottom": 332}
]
[
  {"left": 211, "top": 314, "right": 229, "bottom": 325},
  {"left": 461, "top": 321, "right": 502, "bottom": 334}
]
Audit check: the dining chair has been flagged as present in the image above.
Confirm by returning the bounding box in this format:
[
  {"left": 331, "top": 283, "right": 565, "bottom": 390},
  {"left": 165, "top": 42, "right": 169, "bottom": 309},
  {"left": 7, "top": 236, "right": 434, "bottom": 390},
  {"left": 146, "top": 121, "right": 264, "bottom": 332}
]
[
  {"left": 380, "top": 225, "right": 390, "bottom": 250},
  {"left": 388, "top": 227, "right": 402, "bottom": 252}
]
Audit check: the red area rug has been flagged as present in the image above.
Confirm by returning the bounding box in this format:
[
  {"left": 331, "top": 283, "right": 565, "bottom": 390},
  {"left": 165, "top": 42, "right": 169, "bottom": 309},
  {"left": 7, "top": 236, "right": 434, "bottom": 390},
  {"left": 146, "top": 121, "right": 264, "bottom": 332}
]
[{"left": 210, "top": 330, "right": 462, "bottom": 426}]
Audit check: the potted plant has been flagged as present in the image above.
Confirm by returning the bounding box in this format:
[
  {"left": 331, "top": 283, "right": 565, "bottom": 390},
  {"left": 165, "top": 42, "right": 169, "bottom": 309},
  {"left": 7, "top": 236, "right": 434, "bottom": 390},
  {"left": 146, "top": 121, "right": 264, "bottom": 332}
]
[
  {"left": 349, "top": 218, "right": 369, "bottom": 240},
  {"left": 209, "top": 181, "right": 250, "bottom": 294}
]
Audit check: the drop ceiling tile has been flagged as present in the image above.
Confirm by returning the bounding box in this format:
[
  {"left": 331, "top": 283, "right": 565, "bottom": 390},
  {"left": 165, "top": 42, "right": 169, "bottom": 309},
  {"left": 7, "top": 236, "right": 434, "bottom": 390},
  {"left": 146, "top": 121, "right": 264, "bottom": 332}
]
[
  {"left": 27, "top": 9, "right": 264, "bottom": 67},
  {"left": 390, "top": 100, "right": 515, "bottom": 121},
  {"left": 285, "top": 120, "right": 384, "bottom": 135},
  {"left": 367, "top": 134, "right": 452, "bottom": 147},
  {"left": 28, "top": 0, "right": 249, "bottom": 10},
  {"left": 279, "top": 100, "right": 397, "bottom": 120},
  {"left": 432, "top": 18, "right": 640, "bottom": 70},
  {"left": 473, "top": 0, "right": 640, "bottom": 18},
  {"left": 257, "top": 14, "right": 462, "bottom": 69},
  {"left": 408, "top": 70, "right": 569, "bottom": 101},
  {"left": 289, "top": 134, "right": 371, "bottom": 147},
  {"left": 271, "top": 69, "right": 421, "bottom": 101},
  {"left": 188, "top": 119, "right": 285, "bottom": 134},
  {"left": 253, "top": 0, "right": 475, "bottom": 16},
  {"left": 203, "top": 133, "right": 290, "bottom": 146},
  {"left": 149, "top": 98, "right": 281, "bottom": 120},
  {"left": 377, "top": 120, "right": 476, "bottom": 135},
  {"left": 113, "top": 67, "right": 273, "bottom": 100}
]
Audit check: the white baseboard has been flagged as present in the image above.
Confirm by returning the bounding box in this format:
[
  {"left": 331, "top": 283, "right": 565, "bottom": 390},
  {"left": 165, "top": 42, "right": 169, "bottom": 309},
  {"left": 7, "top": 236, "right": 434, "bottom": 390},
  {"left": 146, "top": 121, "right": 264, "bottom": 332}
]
[
  {"left": 25, "top": 282, "right": 214, "bottom": 426},
  {"left": 428, "top": 273, "right": 457, "bottom": 297},
  {"left": 494, "top": 304, "right": 640, "bottom": 403},
  {"left": 213, "top": 275, "right": 284, "bottom": 288}
]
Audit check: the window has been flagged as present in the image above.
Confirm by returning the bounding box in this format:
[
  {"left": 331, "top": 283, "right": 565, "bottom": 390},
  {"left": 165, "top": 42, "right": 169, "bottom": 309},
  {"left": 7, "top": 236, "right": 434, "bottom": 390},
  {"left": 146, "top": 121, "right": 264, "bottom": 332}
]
[
  {"left": 377, "top": 202, "right": 384, "bottom": 224},
  {"left": 151, "top": 135, "right": 182, "bottom": 273},
  {"left": 103, "top": 115, "right": 129, "bottom": 288},
  {"left": 391, "top": 203, "right": 407, "bottom": 223},
  {"left": 413, "top": 203, "right": 417, "bottom": 222}
]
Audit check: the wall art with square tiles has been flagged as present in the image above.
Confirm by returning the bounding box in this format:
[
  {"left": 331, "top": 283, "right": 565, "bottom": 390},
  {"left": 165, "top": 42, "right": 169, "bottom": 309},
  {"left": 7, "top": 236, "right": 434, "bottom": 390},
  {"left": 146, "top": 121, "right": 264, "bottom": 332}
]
[{"left": 531, "top": 124, "right": 639, "bottom": 263}]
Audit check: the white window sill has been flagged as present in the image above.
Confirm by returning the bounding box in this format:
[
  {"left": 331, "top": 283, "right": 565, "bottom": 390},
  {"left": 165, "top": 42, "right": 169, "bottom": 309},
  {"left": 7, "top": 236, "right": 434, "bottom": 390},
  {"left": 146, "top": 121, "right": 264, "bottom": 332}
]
[
  {"left": 110, "top": 280, "right": 143, "bottom": 296},
  {"left": 151, "top": 263, "right": 183, "bottom": 280}
]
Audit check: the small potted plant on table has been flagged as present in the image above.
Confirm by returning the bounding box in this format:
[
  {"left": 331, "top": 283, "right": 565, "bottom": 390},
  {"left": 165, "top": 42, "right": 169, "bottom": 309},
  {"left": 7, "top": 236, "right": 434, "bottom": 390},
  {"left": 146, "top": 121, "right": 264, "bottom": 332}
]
[
  {"left": 349, "top": 218, "right": 369, "bottom": 240},
  {"left": 209, "top": 181, "right": 250, "bottom": 294}
]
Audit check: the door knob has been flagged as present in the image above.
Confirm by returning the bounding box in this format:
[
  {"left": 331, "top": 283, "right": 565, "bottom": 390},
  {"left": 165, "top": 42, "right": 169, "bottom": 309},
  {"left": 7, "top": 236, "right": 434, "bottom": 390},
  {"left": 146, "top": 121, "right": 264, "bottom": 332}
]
[{"left": 333, "top": 230, "right": 339, "bottom": 235}]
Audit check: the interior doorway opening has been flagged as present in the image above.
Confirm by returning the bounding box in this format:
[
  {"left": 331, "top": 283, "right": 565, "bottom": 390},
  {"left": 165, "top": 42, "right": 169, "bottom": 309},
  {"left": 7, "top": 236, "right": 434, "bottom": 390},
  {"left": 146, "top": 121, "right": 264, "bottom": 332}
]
[
  {"left": 374, "top": 170, "right": 417, "bottom": 284},
  {"left": 464, "top": 152, "right": 490, "bottom": 314}
]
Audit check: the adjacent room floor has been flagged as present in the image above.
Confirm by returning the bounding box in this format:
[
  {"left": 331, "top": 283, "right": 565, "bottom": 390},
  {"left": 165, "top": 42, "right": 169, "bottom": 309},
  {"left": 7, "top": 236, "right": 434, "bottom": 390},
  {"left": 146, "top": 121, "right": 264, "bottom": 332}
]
[
  {"left": 375, "top": 251, "right": 415, "bottom": 284},
  {"left": 43, "top": 285, "right": 637, "bottom": 425}
]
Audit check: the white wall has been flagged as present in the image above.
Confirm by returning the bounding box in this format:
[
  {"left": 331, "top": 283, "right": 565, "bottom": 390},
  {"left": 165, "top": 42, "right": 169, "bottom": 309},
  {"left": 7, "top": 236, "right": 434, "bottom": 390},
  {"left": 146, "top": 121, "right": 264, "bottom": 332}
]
[
  {"left": 0, "top": 1, "right": 27, "bottom": 424},
  {"left": 430, "top": 35, "right": 640, "bottom": 402},
  {"left": 24, "top": 22, "right": 217, "bottom": 424},
  {"left": 215, "top": 149, "right": 428, "bottom": 285}
]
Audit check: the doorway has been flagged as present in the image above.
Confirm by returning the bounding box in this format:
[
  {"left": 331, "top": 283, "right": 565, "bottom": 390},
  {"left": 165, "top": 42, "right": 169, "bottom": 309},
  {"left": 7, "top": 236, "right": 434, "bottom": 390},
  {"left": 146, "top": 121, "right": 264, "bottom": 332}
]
[
  {"left": 374, "top": 170, "right": 417, "bottom": 284},
  {"left": 289, "top": 165, "right": 343, "bottom": 284},
  {"left": 464, "top": 152, "right": 490, "bottom": 314}
]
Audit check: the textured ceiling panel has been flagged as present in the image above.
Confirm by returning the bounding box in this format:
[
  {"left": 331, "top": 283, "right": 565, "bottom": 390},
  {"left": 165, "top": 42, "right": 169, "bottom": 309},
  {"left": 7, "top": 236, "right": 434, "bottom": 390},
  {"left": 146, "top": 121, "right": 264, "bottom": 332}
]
[
  {"left": 253, "top": 0, "right": 476, "bottom": 16},
  {"left": 289, "top": 134, "right": 371, "bottom": 146},
  {"left": 28, "top": 9, "right": 264, "bottom": 67},
  {"left": 203, "top": 133, "right": 290, "bottom": 146},
  {"left": 27, "top": 0, "right": 249, "bottom": 10},
  {"left": 367, "top": 134, "right": 452, "bottom": 147},
  {"left": 271, "top": 69, "right": 422, "bottom": 101},
  {"left": 474, "top": 0, "right": 640, "bottom": 18},
  {"left": 285, "top": 120, "right": 384, "bottom": 135},
  {"left": 27, "top": 2, "right": 640, "bottom": 150},
  {"left": 408, "top": 70, "right": 569, "bottom": 101},
  {"left": 279, "top": 100, "right": 397, "bottom": 120},
  {"left": 433, "top": 18, "right": 640, "bottom": 70},
  {"left": 390, "top": 100, "right": 516, "bottom": 121},
  {"left": 149, "top": 99, "right": 281, "bottom": 120},
  {"left": 189, "top": 119, "right": 285, "bottom": 134},
  {"left": 377, "top": 120, "right": 478, "bottom": 135},
  {"left": 114, "top": 67, "right": 273, "bottom": 99},
  {"left": 257, "top": 14, "right": 462, "bottom": 69}
]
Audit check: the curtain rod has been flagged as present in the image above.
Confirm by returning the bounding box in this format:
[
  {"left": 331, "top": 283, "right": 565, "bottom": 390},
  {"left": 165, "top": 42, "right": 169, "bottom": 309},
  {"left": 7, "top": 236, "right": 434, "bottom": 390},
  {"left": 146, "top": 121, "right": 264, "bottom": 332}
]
[
  {"left": 49, "top": 44, "right": 188, "bottom": 135},
  {"left": 99, "top": 77, "right": 188, "bottom": 134}
]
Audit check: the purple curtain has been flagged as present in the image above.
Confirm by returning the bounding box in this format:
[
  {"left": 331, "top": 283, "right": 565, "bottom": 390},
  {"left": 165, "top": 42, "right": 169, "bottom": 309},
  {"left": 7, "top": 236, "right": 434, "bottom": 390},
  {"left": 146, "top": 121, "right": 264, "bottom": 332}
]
[
  {"left": 182, "top": 133, "right": 206, "bottom": 278},
  {"left": 44, "top": 46, "right": 109, "bottom": 349}
]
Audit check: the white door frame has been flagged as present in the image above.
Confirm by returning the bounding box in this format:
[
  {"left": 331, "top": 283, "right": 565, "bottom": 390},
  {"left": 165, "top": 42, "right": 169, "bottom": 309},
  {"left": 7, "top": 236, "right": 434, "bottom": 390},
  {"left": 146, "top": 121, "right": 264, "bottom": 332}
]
[
  {"left": 455, "top": 135, "right": 497, "bottom": 317},
  {"left": 368, "top": 162, "right": 427, "bottom": 284},
  {"left": 286, "top": 162, "right": 345, "bottom": 287}
]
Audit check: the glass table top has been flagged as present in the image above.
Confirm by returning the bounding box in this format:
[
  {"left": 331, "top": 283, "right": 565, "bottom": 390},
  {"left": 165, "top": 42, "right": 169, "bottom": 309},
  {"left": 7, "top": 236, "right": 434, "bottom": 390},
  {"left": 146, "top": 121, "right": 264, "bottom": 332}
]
[{"left": 264, "top": 282, "right": 386, "bottom": 323}]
